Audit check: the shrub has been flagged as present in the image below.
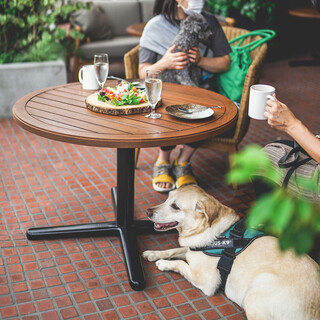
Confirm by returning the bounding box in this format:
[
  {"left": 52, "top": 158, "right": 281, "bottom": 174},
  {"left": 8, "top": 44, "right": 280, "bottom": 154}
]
[{"left": 0, "top": 0, "right": 88, "bottom": 64}]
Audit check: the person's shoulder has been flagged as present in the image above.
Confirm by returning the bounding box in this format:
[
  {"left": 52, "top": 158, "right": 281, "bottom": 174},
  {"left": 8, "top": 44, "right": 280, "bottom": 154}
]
[
  {"left": 144, "top": 15, "right": 166, "bottom": 29},
  {"left": 201, "top": 10, "right": 221, "bottom": 28}
]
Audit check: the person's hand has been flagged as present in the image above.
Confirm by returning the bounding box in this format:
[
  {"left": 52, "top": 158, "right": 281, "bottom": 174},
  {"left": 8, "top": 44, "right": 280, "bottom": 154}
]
[
  {"left": 264, "top": 94, "right": 298, "bottom": 133},
  {"left": 160, "top": 44, "right": 188, "bottom": 70},
  {"left": 188, "top": 47, "right": 201, "bottom": 65}
]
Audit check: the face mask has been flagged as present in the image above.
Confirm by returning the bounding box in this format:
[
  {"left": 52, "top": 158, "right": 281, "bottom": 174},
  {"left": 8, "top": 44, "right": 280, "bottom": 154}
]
[{"left": 180, "top": 0, "right": 204, "bottom": 15}]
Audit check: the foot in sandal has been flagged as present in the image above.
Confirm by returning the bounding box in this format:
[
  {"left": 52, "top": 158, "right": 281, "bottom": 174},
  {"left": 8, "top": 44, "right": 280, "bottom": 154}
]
[
  {"left": 172, "top": 158, "right": 197, "bottom": 188},
  {"left": 152, "top": 160, "right": 176, "bottom": 192}
]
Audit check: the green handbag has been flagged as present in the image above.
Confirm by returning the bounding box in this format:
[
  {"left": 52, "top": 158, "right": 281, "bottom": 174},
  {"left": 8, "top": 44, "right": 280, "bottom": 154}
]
[{"left": 216, "top": 29, "right": 276, "bottom": 103}]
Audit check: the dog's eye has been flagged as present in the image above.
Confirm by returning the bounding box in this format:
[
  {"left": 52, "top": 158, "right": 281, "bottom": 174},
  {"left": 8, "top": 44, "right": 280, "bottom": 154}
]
[{"left": 170, "top": 203, "right": 180, "bottom": 210}]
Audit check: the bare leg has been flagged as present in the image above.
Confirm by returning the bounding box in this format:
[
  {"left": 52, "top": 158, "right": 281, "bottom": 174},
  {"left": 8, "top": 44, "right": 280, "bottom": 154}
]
[
  {"left": 157, "top": 148, "right": 172, "bottom": 162},
  {"left": 178, "top": 145, "right": 196, "bottom": 163},
  {"left": 155, "top": 148, "right": 173, "bottom": 190}
]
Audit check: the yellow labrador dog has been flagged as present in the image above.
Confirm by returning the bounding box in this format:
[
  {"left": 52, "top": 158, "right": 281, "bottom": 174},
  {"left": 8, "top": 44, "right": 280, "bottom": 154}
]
[{"left": 142, "top": 185, "right": 320, "bottom": 320}]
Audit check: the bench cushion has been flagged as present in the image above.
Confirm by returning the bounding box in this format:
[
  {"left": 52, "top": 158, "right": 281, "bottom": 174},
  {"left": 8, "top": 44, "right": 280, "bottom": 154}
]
[
  {"left": 80, "top": 36, "right": 140, "bottom": 60},
  {"left": 71, "top": 6, "right": 113, "bottom": 41},
  {"left": 139, "top": 0, "right": 155, "bottom": 22},
  {"left": 96, "top": 1, "right": 142, "bottom": 37}
]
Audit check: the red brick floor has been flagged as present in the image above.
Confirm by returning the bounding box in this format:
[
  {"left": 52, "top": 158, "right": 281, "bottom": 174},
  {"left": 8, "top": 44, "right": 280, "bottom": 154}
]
[{"left": 0, "top": 53, "right": 319, "bottom": 319}]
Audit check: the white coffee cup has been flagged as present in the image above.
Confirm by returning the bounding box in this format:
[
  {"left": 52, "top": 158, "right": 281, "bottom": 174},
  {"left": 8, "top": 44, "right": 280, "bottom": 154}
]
[
  {"left": 248, "top": 84, "right": 275, "bottom": 120},
  {"left": 78, "top": 65, "right": 99, "bottom": 90}
]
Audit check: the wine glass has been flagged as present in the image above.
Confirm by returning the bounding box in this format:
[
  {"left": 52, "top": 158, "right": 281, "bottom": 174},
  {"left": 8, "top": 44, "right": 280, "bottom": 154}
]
[
  {"left": 145, "top": 70, "right": 162, "bottom": 119},
  {"left": 94, "top": 53, "right": 109, "bottom": 90}
]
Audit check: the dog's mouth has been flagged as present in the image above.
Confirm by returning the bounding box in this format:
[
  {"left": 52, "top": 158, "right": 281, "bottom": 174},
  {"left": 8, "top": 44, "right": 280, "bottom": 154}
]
[{"left": 154, "top": 221, "right": 178, "bottom": 231}]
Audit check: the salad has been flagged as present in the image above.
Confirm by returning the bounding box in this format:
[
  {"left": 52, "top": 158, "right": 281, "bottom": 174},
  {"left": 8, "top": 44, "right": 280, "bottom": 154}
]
[{"left": 98, "top": 80, "right": 146, "bottom": 106}]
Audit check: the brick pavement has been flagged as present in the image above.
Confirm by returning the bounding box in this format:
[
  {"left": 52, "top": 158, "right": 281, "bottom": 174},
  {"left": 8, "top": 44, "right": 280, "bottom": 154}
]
[{"left": 0, "top": 53, "right": 319, "bottom": 319}]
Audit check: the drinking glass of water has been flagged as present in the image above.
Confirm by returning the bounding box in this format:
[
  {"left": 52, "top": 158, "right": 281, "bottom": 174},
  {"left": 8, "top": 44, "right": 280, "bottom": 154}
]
[
  {"left": 145, "top": 70, "right": 162, "bottom": 119},
  {"left": 94, "top": 53, "right": 109, "bottom": 90}
]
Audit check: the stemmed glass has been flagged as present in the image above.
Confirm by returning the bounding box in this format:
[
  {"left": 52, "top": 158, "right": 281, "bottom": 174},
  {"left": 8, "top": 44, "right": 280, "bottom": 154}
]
[
  {"left": 145, "top": 70, "right": 162, "bottom": 119},
  {"left": 94, "top": 53, "right": 109, "bottom": 90}
]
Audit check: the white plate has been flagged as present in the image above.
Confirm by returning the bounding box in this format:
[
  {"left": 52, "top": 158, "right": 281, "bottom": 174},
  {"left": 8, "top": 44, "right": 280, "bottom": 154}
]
[
  {"left": 131, "top": 82, "right": 145, "bottom": 89},
  {"left": 166, "top": 104, "right": 214, "bottom": 120}
]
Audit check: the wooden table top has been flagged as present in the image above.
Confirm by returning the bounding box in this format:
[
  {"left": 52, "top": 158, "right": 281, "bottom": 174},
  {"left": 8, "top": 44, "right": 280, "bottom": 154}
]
[
  {"left": 288, "top": 7, "right": 320, "bottom": 19},
  {"left": 13, "top": 81, "right": 238, "bottom": 149}
]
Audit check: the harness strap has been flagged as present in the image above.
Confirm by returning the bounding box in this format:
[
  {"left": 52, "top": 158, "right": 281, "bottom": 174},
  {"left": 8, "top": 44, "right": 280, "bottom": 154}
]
[{"left": 217, "top": 218, "right": 246, "bottom": 291}]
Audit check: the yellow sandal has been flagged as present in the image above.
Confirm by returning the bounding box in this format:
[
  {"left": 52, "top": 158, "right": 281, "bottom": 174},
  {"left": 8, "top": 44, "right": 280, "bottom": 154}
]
[
  {"left": 172, "top": 158, "right": 197, "bottom": 188},
  {"left": 152, "top": 160, "right": 176, "bottom": 193}
]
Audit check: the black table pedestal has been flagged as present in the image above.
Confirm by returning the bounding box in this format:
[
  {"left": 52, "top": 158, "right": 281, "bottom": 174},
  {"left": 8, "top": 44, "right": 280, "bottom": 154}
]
[{"left": 26, "top": 148, "right": 154, "bottom": 291}]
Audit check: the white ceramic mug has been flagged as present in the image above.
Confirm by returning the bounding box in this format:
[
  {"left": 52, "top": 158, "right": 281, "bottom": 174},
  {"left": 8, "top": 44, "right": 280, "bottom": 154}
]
[
  {"left": 248, "top": 84, "right": 275, "bottom": 120},
  {"left": 78, "top": 65, "right": 99, "bottom": 90}
]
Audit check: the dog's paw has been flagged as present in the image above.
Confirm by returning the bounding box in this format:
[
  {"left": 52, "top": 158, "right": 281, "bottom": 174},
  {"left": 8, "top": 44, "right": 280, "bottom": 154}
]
[
  {"left": 156, "top": 259, "right": 171, "bottom": 272},
  {"left": 142, "top": 250, "right": 160, "bottom": 262}
]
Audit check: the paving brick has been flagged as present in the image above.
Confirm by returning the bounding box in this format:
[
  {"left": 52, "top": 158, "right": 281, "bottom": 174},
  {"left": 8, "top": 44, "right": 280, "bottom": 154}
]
[
  {"left": 95, "top": 298, "right": 114, "bottom": 311},
  {"left": 0, "top": 306, "right": 18, "bottom": 319}
]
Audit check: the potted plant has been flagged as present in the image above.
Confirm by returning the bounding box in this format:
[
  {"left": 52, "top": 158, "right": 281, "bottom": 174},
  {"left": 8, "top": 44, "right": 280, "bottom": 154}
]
[
  {"left": 205, "top": 0, "right": 276, "bottom": 29},
  {"left": 0, "top": 0, "right": 87, "bottom": 118}
]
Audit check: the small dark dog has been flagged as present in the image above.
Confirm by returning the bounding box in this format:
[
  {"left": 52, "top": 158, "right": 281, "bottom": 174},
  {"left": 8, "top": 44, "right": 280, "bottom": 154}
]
[{"left": 162, "top": 14, "right": 212, "bottom": 87}]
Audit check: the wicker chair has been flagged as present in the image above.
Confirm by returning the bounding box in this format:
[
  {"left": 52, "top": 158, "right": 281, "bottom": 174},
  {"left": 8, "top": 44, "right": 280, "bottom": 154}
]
[{"left": 124, "top": 26, "right": 268, "bottom": 169}]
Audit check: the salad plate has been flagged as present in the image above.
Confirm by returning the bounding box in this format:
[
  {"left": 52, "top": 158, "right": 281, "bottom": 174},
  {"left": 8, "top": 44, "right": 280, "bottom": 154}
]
[
  {"left": 85, "top": 80, "right": 150, "bottom": 115},
  {"left": 166, "top": 104, "right": 214, "bottom": 120}
]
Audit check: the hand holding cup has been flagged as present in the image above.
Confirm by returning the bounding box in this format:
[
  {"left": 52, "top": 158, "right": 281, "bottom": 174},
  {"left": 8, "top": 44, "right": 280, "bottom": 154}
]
[{"left": 264, "top": 96, "right": 298, "bottom": 133}]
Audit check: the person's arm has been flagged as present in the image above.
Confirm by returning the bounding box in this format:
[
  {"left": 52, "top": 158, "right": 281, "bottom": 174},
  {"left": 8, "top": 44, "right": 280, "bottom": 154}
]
[
  {"left": 139, "top": 44, "right": 188, "bottom": 79},
  {"left": 188, "top": 47, "right": 231, "bottom": 73},
  {"left": 265, "top": 95, "right": 320, "bottom": 163}
]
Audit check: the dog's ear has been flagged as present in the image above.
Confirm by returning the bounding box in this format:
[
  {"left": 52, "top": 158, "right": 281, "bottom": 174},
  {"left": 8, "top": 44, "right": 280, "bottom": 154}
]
[{"left": 195, "top": 197, "right": 217, "bottom": 225}]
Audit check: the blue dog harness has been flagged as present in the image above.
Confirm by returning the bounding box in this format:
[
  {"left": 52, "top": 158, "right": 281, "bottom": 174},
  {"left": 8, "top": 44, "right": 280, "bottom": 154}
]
[{"left": 190, "top": 218, "right": 264, "bottom": 290}]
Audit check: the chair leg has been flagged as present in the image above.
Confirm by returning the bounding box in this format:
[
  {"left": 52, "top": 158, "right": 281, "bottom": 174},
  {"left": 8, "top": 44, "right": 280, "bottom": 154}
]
[
  {"left": 135, "top": 148, "right": 140, "bottom": 168},
  {"left": 228, "top": 145, "right": 238, "bottom": 190}
]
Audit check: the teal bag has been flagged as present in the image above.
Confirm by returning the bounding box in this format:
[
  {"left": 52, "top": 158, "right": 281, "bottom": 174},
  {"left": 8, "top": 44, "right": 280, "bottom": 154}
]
[{"left": 217, "top": 29, "right": 276, "bottom": 103}]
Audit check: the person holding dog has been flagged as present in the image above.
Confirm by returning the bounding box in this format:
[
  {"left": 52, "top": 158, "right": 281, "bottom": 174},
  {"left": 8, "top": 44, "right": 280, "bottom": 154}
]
[{"left": 139, "top": 0, "right": 231, "bottom": 192}]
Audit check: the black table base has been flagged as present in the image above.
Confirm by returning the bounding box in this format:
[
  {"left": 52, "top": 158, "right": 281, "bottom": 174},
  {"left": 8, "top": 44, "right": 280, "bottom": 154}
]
[{"left": 26, "top": 148, "right": 155, "bottom": 291}]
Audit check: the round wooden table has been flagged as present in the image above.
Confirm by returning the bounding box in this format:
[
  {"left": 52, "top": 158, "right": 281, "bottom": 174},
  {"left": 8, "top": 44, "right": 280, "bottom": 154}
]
[
  {"left": 13, "top": 81, "right": 238, "bottom": 291},
  {"left": 288, "top": 7, "right": 320, "bottom": 19}
]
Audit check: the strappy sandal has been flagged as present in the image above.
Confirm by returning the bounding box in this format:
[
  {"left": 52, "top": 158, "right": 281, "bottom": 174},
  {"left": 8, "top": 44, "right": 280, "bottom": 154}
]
[
  {"left": 152, "top": 160, "right": 176, "bottom": 193},
  {"left": 172, "top": 158, "right": 197, "bottom": 188}
]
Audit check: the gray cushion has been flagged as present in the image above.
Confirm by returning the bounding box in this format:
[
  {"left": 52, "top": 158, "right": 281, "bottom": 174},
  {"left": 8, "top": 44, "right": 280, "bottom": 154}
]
[
  {"left": 79, "top": 36, "right": 140, "bottom": 60},
  {"left": 139, "top": 0, "right": 155, "bottom": 22},
  {"left": 95, "top": 1, "right": 142, "bottom": 36},
  {"left": 71, "top": 6, "right": 113, "bottom": 41}
]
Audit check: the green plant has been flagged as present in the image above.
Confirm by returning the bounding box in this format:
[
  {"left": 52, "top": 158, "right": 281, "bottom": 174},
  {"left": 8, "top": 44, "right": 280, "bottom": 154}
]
[
  {"left": 227, "top": 145, "right": 320, "bottom": 256},
  {"left": 205, "top": 0, "right": 275, "bottom": 23},
  {"left": 0, "top": 0, "right": 88, "bottom": 64}
]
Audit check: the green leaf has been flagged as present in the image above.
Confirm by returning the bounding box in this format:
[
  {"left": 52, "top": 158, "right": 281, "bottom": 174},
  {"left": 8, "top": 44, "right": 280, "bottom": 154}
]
[
  {"left": 269, "top": 193, "right": 294, "bottom": 233},
  {"left": 54, "top": 28, "right": 67, "bottom": 40},
  {"left": 296, "top": 198, "right": 313, "bottom": 224},
  {"left": 314, "top": 215, "right": 320, "bottom": 232},
  {"left": 291, "top": 228, "right": 314, "bottom": 255},
  {"left": 247, "top": 192, "right": 275, "bottom": 228}
]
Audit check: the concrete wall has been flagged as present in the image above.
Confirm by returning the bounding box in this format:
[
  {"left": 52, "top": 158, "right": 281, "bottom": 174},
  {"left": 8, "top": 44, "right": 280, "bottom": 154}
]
[{"left": 0, "top": 60, "right": 67, "bottom": 119}]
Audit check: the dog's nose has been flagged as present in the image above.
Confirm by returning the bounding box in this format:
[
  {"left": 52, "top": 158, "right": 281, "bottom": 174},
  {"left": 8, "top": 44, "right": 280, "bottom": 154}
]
[{"left": 146, "top": 208, "right": 153, "bottom": 218}]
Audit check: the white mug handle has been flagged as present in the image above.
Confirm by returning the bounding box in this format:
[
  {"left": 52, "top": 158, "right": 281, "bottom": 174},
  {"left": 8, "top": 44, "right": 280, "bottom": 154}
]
[
  {"left": 267, "top": 94, "right": 275, "bottom": 101},
  {"left": 78, "top": 67, "right": 84, "bottom": 84}
]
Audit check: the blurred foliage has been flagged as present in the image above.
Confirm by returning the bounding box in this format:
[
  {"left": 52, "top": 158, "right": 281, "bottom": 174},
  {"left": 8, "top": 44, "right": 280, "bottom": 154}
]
[
  {"left": 205, "top": 0, "right": 275, "bottom": 24},
  {"left": 227, "top": 145, "right": 320, "bottom": 256},
  {"left": 0, "top": 0, "right": 89, "bottom": 64}
]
